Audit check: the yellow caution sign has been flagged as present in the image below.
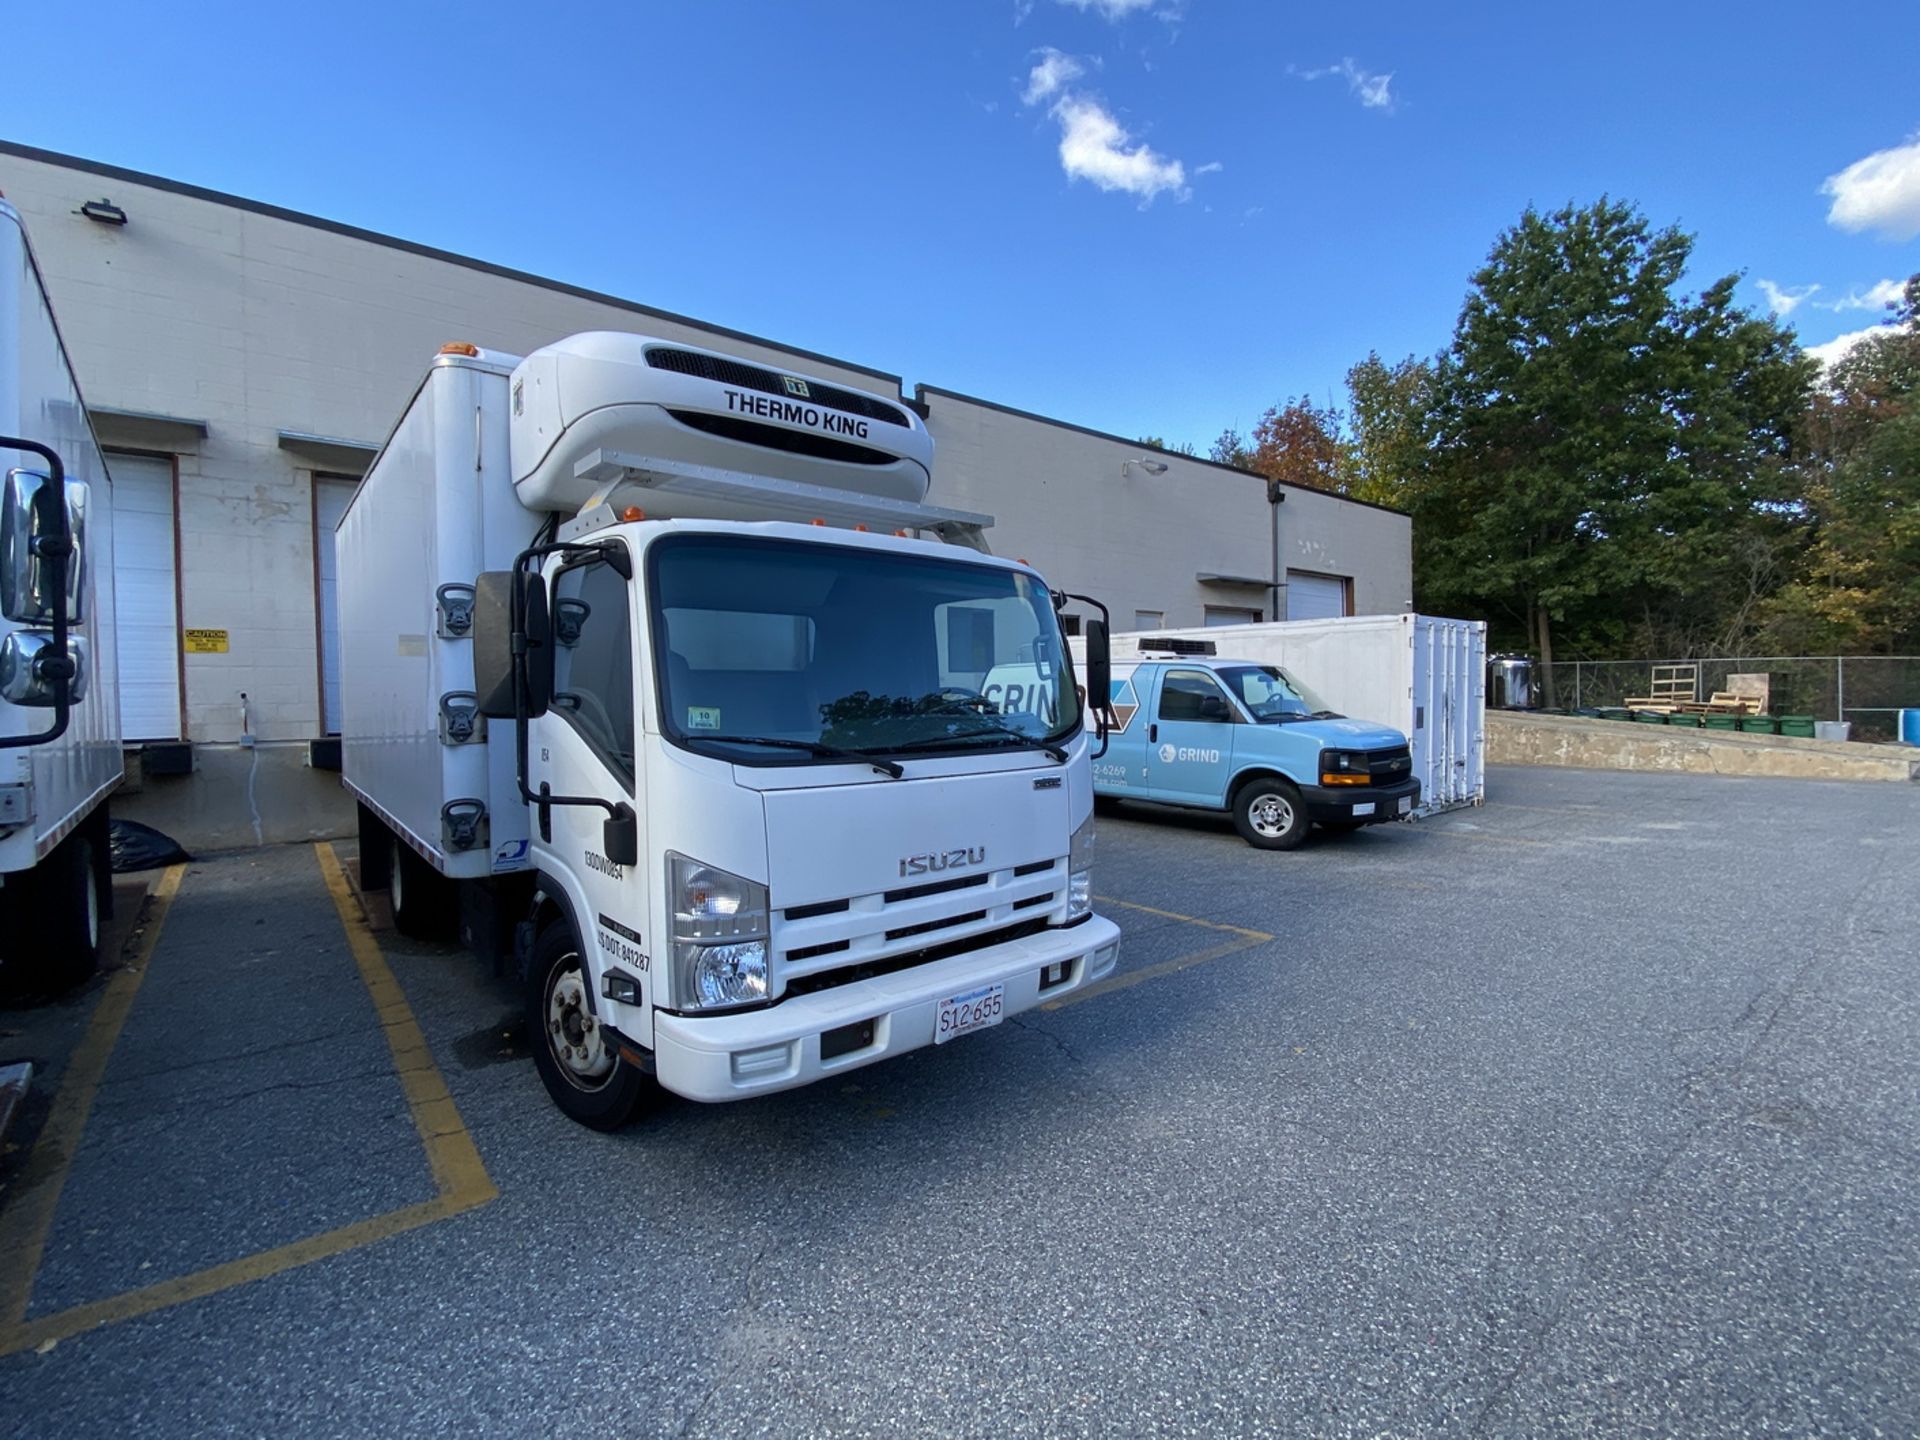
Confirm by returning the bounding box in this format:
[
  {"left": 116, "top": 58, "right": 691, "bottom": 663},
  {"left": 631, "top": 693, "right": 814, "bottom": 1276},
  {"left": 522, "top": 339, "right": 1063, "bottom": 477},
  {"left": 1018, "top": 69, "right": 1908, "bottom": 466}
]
[{"left": 183, "top": 628, "right": 229, "bottom": 654}]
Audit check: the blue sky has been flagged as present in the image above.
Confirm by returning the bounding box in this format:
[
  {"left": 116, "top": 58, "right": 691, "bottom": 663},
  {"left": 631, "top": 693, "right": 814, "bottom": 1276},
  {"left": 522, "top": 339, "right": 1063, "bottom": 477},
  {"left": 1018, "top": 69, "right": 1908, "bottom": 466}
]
[{"left": 5, "top": 2, "right": 1918, "bottom": 451}]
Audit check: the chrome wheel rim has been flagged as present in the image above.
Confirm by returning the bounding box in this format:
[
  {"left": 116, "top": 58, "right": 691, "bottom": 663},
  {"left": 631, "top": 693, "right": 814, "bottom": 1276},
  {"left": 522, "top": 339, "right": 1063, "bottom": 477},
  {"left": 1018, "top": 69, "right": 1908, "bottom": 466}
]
[
  {"left": 84, "top": 865, "right": 100, "bottom": 949},
  {"left": 389, "top": 838, "right": 405, "bottom": 913},
  {"left": 545, "top": 954, "right": 614, "bottom": 1091},
  {"left": 1248, "top": 791, "right": 1293, "bottom": 839}
]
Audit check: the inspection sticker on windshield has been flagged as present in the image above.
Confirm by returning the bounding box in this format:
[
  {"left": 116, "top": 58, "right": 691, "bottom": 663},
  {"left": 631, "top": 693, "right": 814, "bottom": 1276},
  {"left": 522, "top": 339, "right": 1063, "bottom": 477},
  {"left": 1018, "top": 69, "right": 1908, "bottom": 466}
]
[
  {"left": 934, "top": 983, "right": 1004, "bottom": 1044},
  {"left": 687, "top": 706, "right": 721, "bottom": 731}
]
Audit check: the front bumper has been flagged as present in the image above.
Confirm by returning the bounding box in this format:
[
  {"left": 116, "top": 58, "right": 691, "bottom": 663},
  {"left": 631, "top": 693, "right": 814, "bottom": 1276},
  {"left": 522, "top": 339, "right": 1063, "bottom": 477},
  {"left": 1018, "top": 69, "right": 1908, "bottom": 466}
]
[
  {"left": 652, "top": 915, "right": 1123, "bottom": 1102},
  {"left": 1301, "top": 777, "right": 1421, "bottom": 824}
]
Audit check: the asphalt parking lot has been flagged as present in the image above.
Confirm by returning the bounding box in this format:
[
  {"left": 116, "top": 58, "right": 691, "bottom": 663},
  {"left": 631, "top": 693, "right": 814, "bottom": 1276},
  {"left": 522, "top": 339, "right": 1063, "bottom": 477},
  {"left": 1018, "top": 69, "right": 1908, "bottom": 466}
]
[{"left": 1, "top": 764, "right": 1917, "bottom": 1437}]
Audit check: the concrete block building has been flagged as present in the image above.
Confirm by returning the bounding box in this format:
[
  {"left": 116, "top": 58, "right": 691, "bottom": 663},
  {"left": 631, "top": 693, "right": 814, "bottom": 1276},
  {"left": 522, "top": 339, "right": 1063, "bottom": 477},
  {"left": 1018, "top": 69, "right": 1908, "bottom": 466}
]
[{"left": 0, "top": 140, "right": 1411, "bottom": 847}]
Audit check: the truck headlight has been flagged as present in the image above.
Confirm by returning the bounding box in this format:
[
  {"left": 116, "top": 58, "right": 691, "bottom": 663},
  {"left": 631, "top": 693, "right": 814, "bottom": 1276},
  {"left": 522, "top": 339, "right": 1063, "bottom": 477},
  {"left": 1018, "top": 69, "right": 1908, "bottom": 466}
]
[
  {"left": 1066, "top": 812, "right": 1094, "bottom": 921},
  {"left": 668, "top": 853, "right": 770, "bottom": 1010},
  {"left": 1319, "top": 749, "right": 1370, "bottom": 786}
]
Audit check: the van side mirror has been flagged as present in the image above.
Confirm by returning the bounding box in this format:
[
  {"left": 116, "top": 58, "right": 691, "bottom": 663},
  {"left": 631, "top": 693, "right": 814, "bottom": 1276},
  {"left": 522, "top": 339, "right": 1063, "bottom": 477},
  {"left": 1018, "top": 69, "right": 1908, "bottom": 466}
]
[
  {"left": 602, "top": 803, "right": 639, "bottom": 867},
  {"left": 472, "top": 569, "right": 551, "bottom": 719}
]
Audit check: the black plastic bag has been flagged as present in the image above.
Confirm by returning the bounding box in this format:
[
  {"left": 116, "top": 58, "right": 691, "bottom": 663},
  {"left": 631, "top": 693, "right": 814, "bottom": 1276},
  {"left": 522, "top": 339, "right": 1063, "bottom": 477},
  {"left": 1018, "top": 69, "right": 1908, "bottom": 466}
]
[{"left": 109, "top": 818, "right": 192, "bottom": 873}]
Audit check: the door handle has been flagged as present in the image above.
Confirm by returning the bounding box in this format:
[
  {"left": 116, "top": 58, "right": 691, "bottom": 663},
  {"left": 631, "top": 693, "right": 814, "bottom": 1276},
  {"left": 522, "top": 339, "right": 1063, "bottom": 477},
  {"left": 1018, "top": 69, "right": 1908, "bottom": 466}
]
[{"left": 1149, "top": 723, "right": 1158, "bottom": 743}]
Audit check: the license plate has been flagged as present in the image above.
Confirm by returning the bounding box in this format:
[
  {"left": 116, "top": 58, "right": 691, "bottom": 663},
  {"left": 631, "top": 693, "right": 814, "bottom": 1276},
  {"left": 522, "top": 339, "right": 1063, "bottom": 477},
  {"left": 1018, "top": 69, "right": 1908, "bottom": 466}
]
[
  {"left": 1398, "top": 796, "right": 1413, "bottom": 815},
  {"left": 934, "top": 983, "right": 1004, "bottom": 1044}
]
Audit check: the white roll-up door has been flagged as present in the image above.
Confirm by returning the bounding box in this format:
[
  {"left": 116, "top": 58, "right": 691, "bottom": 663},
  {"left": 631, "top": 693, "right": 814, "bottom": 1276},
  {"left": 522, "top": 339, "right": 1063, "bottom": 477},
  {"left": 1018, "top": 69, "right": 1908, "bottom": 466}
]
[
  {"left": 1286, "top": 571, "right": 1350, "bottom": 621},
  {"left": 314, "top": 477, "right": 358, "bottom": 735},
  {"left": 109, "top": 453, "right": 181, "bottom": 741}
]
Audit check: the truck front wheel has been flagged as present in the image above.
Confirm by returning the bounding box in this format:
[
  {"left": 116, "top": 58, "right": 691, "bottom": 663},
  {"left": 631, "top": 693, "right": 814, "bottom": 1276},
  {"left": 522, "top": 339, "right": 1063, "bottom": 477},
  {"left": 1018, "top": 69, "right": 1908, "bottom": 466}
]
[
  {"left": 527, "top": 918, "right": 649, "bottom": 1130},
  {"left": 1231, "top": 778, "right": 1309, "bottom": 850}
]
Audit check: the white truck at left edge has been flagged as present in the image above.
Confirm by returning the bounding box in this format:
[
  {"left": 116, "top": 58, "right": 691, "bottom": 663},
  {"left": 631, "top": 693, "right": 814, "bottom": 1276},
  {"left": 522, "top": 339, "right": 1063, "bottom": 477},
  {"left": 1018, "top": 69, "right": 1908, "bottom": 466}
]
[{"left": 0, "top": 195, "right": 121, "bottom": 989}]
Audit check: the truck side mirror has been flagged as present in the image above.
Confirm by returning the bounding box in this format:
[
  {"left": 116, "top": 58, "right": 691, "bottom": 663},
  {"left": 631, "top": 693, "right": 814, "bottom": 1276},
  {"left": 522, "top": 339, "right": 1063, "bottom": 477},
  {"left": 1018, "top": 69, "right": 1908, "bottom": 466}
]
[
  {"left": 1085, "top": 619, "right": 1111, "bottom": 716},
  {"left": 472, "top": 570, "right": 551, "bottom": 719},
  {"left": 602, "top": 802, "right": 639, "bottom": 867}
]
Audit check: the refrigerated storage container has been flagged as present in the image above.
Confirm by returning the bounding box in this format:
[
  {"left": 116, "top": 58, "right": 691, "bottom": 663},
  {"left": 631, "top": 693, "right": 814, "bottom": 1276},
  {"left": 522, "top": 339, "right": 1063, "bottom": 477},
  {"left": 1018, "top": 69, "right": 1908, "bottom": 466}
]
[{"left": 1074, "top": 613, "right": 1483, "bottom": 816}]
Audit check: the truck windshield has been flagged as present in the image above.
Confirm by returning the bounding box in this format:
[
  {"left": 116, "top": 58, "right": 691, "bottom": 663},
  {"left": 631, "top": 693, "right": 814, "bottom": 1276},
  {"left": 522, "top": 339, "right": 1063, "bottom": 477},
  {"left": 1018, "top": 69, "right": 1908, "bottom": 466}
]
[
  {"left": 1215, "top": 664, "right": 1343, "bottom": 722},
  {"left": 649, "top": 534, "right": 1079, "bottom": 762}
]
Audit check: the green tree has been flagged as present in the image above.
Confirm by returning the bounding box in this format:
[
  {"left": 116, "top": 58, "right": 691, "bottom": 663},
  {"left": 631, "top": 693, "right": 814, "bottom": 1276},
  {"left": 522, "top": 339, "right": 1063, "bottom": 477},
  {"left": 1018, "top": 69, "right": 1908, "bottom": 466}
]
[
  {"left": 1414, "top": 198, "right": 1814, "bottom": 698},
  {"left": 1135, "top": 435, "right": 1198, "bottom": 457},
  {"left": 1208, "top": 427, "right": 1252, "bottom": 468},
  {"left": 1764, "top": 275, "right": 1920, "bottom": 652},
  {"left": 1344, "top": 353, "right": 1433, "bottom": 509}
]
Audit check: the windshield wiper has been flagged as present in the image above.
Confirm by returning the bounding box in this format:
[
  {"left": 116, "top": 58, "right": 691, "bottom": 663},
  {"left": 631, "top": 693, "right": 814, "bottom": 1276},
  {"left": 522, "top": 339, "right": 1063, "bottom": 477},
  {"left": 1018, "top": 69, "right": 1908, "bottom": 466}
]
[
  {"left": 891, "top": 725, "right": 1068, "bottom": 763},
  {"left": 1309, "top": 710, "right": 1346, "bottom": 720},
  {"left": 689, "top": 733, "right": 904, "bottom": 779}
]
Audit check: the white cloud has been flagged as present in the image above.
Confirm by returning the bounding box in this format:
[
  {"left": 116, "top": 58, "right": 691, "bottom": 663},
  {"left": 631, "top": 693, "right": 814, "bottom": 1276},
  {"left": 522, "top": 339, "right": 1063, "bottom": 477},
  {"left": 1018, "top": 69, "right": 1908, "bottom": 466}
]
[
  {"left": 1290, "top": 58, "right": 1395, "bottom": 112},
  {"left": 1054, "top": 0, "right": 1158, "bottom": 18},
  {"left": 1195, "top": 160, "right": 1223, "bottom": 176},
  {"left": 1803, "top": 324, "right": 1893, "bottom": 370},
  {"left": 1821, "top": 133, "right": 1920, "bottom": 241},
  {"left": 1022, "top": 48, "right": 1085, "bottom": 106},
  {"left": 1053, "top": 95, "right": 1188, "bottom": 201},
  {"left": 1019, "top": 51, "right": 1194, "bottom": 204},
  {"left": 1815, "top": 277, "right": 1907, "bottom": 313},
  {"left": 1756, "top": 279, "right": 1820, "bottom": 317}
]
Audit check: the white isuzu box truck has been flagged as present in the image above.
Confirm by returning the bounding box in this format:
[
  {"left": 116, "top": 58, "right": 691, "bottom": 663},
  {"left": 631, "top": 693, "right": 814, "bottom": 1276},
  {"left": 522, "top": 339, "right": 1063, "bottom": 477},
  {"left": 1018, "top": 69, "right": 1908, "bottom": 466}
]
[
  {"left": 0, "top": 197, "right": 121, "bottom": 989},
  {"left": 339, "top": 332, "right": 1121, "bottom": 1128}
]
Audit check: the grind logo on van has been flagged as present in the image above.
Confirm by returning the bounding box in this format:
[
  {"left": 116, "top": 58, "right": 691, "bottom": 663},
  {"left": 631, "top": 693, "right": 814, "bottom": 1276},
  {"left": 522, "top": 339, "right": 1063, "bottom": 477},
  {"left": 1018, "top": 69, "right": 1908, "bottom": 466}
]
[{"left": 1158, "top": 744, "right": 1221, "bottom": 764}]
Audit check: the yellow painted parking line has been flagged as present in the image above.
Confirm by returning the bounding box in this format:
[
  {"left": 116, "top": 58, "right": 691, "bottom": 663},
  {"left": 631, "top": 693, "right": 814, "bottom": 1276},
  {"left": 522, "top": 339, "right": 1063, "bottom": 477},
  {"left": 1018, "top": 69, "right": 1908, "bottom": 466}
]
[
  {"left": 1043, "top": 898, "right": 1274, "bottom": 1012},
  {"left": 314, "top": 843, "right": 494, "bottom": 1202},
  {"left": 0, "top": 864, "right": 186, "bottom": 1332},
  {"left": 0, "top": 846, "right": 496, "bottom": 1357}
]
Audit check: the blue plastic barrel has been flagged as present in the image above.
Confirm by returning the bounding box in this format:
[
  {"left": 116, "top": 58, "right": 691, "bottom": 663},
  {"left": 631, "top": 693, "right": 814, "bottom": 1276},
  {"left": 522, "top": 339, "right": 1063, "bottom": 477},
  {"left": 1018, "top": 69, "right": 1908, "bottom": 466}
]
[{"left": 1902, "top": 709, "right": 1920, "bottom": 746}]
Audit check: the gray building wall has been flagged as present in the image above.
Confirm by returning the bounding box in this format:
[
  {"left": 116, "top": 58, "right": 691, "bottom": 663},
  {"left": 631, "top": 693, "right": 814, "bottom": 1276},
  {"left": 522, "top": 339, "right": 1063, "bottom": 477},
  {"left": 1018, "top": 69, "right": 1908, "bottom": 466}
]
[{"left": 0, "top": 141, "right": 1410, "bottom": 848}]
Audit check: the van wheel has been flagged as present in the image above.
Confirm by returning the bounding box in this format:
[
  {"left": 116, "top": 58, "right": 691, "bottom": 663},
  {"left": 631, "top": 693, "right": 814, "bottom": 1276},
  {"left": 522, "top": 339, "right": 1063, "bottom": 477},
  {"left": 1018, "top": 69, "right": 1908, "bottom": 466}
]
[
  {"left": 388, "top": 832, "right": 453, "bottom": 939},
  {"left": 1232, "top": 778, "right": 1309, "bottom": 850},
  {"left": 527, "top": 918, "right": 649, "bottom": 1130}
]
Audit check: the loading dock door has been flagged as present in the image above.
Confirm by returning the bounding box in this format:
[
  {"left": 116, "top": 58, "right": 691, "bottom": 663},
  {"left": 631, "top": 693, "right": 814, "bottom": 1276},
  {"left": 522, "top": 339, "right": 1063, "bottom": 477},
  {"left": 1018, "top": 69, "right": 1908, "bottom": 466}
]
[
  {"left": 1286, "top": 571, "right": 1350, "bottom": 621},
  {"left": 109, "top": 453, "right": 182, "bottom": 741},
  {"left": 314, "top": 476, "right": 357, "bottom": 735}
]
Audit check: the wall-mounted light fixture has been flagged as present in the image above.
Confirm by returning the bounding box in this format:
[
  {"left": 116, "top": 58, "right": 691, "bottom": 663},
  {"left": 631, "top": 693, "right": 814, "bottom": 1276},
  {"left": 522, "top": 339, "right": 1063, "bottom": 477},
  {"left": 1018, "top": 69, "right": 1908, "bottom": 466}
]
[
  {"left": 77, "top": 198, "right": 128, "bottom": 226},
  {"left": 1121, "top": 456, "right": 1170, "bottom": 477}
]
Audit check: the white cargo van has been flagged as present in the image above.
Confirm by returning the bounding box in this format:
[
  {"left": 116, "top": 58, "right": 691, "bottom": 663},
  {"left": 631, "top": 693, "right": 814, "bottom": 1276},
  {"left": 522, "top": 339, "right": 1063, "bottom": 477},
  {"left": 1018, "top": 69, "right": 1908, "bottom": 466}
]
[
  {"left": 0, "top": 198, "right": 121, "bottom": 989},
  {"left": 338, "top": 333, "right": 1121, "bottom": 1128}
]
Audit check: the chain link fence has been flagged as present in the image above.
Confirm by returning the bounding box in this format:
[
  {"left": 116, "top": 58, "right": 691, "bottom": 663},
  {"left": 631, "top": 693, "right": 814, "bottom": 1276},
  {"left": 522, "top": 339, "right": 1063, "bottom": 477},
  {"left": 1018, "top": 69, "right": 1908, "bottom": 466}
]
[{"left": 1545, "top": 657, "right": 1920, "bottom": 741}]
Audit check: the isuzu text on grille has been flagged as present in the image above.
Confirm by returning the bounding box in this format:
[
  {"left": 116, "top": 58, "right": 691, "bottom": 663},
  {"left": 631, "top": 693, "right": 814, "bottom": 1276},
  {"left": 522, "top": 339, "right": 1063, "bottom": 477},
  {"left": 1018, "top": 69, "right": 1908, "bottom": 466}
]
[
  {"left": 899, "top": 846, "right": 986, "bottom": 878},
  {"left": 721, "top": 388, "right": 871, "bottom": 438}
]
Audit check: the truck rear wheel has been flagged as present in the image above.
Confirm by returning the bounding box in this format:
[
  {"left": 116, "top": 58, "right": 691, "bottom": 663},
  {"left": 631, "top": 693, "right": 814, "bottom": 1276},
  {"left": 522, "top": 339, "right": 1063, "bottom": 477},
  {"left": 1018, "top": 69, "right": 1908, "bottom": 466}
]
[
  {"left": 527, "top": 918, "right": 649, "bottom": 1130},
  {"left": 8, "top": 826, "right": 105, "bottom": 991},
  {"left": 388, "top": 832, "right": 454, "bottom": 940},
  {"left": 1231, "top": 777, "right": 1309, "bottom": 851}
]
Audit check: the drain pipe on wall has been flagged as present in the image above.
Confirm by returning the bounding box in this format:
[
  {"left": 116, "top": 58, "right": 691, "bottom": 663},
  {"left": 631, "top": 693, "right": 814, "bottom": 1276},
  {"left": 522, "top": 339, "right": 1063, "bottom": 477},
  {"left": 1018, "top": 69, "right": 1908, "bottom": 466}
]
[
  {"left": 1267, "top": 481, "right": 1288, "bottom": 623},
  {"left": 239, "top": 692, "right": 263, "bottom": 846}
]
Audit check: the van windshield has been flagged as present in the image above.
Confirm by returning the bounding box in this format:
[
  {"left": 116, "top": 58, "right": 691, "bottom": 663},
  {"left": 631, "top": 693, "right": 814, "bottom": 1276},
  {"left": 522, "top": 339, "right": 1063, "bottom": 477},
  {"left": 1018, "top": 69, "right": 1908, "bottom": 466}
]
[
  {"left": 1216, "top": 664, "right": 1343, "bottom": 722},
  {"left": 648, "top": 534, "right": 1079, "bottom": 762}
]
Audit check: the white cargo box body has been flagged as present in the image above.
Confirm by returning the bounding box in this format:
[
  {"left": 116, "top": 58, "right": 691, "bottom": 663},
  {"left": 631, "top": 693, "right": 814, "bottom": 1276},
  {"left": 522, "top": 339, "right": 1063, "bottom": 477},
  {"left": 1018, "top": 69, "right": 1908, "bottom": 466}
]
[
  {"left": 0, "top": 200, "right": 121, "bottom": 875},
  {"left": 337, "top": 349, "right": 538, "bottom": 877},
  {"left": 1076, "top": 614, "right": 1485, "bottom": 815}
]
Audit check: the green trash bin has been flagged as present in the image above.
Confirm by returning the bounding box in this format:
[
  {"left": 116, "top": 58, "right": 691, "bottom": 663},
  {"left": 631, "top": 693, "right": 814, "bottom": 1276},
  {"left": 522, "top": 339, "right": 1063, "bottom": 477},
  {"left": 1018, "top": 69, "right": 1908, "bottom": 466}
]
[
  {"left": 1598, "top": 708, "right": 1632, "bottom": 722},
  {"left": 1665, "top": 713, "right": 1701, "bottom": 727},
  {"left": 1703, "top": 714, "right": 1740, "bottom": 731},
  {"left": 1779, "top": 715, "right": 1816, "bottom": 738},
  {"left": 1632, "top": 711, "right": 1667, "bottom": 724},
  {"left": 1738, "top": 715, "right": 1778, "bottom": 734}
]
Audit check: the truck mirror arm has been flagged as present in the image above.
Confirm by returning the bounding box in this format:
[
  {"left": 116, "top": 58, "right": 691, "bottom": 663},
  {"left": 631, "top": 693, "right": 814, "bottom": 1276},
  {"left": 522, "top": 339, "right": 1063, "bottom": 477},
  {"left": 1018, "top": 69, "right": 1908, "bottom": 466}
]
[
  {"left": 510, "top": 540, "right": 632, "bottom": 842},
  {"left": 1058, "top": 590, "right": 1112, "bottom": 760},
  {"left": 0, "top": 434, "right": 73, "bottom": 750}
]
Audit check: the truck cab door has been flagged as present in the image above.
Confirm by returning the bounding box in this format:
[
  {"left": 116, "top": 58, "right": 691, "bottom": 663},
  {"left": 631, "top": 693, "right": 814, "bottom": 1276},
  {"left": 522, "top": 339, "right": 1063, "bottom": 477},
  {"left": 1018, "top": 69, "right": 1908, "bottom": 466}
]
[
  {"left": 1142, "top": 667, "right": 1238, "bottom": 806},
  {"left": 528, "top": 547, "right": 652, "bottom": 1040}
]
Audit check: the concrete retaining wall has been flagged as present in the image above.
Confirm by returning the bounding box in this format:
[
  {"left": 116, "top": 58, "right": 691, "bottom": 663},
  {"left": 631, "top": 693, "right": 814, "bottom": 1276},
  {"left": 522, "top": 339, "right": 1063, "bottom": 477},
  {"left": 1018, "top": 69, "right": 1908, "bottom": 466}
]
[{"left": 1488, "top": 712, "right": 1920, "bottom": 784}]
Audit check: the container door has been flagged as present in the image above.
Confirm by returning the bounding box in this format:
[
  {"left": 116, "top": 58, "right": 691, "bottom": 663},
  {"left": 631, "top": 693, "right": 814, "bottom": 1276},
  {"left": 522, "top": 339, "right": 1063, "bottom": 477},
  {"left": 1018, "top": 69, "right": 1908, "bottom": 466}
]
[{"left": 1143, "top": 667, "right": 1237, "bottom": 805}]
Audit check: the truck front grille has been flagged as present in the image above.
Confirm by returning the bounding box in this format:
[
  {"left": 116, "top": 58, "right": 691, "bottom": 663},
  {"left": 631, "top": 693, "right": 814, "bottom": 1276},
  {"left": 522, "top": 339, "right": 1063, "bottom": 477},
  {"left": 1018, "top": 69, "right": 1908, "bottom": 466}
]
[
  {"left": 772, "top": 857, "right": 1065, "bottom": 999},
  {"left": 1366, "top": 746, "right": 1413, "bottom": 783}
]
